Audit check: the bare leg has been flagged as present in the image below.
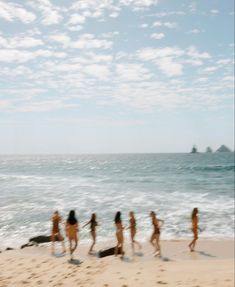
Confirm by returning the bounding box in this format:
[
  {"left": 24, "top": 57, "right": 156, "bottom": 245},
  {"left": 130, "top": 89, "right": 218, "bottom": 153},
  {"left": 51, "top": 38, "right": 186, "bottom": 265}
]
[
  {"left": 69, "top": 240, "right": 73, "bottom": 259},
  {"left": 89, "top": 231, "right": 96, "bottom": 254},
  {"left": 58, "top": 233, "right": 66, "bottom": 253},
  {"left": 155, "top": 234, "right": 161, "bottom": 256},
  {"left": 189, "top": 230, "right": 198, "bottom": 252},
  {"left": 61, "top": 240, "right": 66, "bottom": 253},
  {"left": 115, "top": 243, "right": 120, "bottom": 256},
  {"left": 51, "top": 234, "right": 55, "bottom": 255}
]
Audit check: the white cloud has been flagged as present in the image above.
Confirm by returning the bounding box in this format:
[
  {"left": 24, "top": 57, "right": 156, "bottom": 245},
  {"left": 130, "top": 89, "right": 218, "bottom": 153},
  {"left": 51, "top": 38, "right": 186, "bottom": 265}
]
[
  {"left": 150, "top": 33, "right": 165, "bottom": 40},
  {"left": 0, "top": 65, "right": 32, "bottom": 76},
  {"left": 68, "top": 14, "right": 86, "bottom": 24},
  {"left": 0, "top": 36, "right": 44, "bottom": 49},
  {"left": 67, "top": 25, "right": 83, "bottom": 32},
  {"left": 137, "top": 46, "right": 212, "bottom": 77},
  {"left": 116, "top": 63, "right": 151, "bottom": 81},
  {"left": 148, "top": 11, "right": 185, "bottom": 17},
  {"left": 189, "top": 29, "right": 200, "bottom": 34},
  {"left": 48, "top": 33, "right": 71, "bottom": 47},
  {"left": 203, "top": 66, "right": 218, "bottom": 73},
  {"left": 210, "top": 9, "right": 219, "bottom": 15},
  {"left": 120, "top": 0, "right": 159, "bottom": 7},
  {"left": 186, "top": 46, "right": 211, "bottom": 60},
  {"left": 216, "top": 59, "right": 232, "bottom": 65},
  {"left": 0, "top": 49, "right": 66, "bottom": 63},
  {"left": 0, "top": 1, "right": 36, "bottom": 23},
  {"left": 71, "top": 34, "right": 112, "bottom": 49},
  {"left": 153, "top": 21, "right": 177, "bottom": 28},
  {"left": 29, "top": 0, "right": 63, "bottom": 25},
  {"left": 109, "top": 12, "right": 119, "bottom": 18},
  {"left": 16, "top": 100, "right": 76, "bottom": 113},
  {"left": 47, "top": 33, "right": 112, "bottom": 50},
  {"left": 137, "top": 47, "right": 184, "bottom": 61},
  {"left": 157, "top": 57, "right": 183, "bottom": 76},
  {"left": 140, "top": 23, "right": 149, "bottom": 28},
  {"left": 84, "top": 64, "right": 110, "bottom": 80}
]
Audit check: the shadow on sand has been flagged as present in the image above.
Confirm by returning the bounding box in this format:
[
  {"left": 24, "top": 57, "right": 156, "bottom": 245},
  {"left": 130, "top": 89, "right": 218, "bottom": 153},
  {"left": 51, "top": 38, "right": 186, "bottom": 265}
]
[
  {"left": 68, "top": 259, "right": 83, "bottom": 265},
  {"left": 160, "top": 256, "right": 171, "bottom": 262},
  {"left": 53, "top": 253, "right": 66, "bottom": 258},
  {"left": 196, "top": 251, "right": 216, "bottom": 258}
]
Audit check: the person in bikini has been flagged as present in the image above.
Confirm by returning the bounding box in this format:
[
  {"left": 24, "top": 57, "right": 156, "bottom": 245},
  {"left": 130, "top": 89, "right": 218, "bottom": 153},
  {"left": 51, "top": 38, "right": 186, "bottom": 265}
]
[
  {"left": 51, "top": 210, "right": 66, "bottom": 255},
  {"left": 65, "top": 210, "right": 79, "bottom": 260},
  {"left": 83, "top": 213, "right": 98, "bottom": 255},
  {"left": 189, "top": 207, "right": 199, "bottom": 252},
  {"left": 150, "top": 211, "right": 164, "bottom": 257},
  {"left": 128, "top": 211, "right": 141, "bottom": 253},
  {"left": 114, "top": 211, "right": 125, "bottom": 258}
]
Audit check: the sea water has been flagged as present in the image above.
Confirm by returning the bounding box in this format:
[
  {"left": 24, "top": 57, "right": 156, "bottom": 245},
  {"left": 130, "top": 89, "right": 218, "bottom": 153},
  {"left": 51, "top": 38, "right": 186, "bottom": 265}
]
[{"left": 0, "top": 153, "right": 234, "bottom": 248}]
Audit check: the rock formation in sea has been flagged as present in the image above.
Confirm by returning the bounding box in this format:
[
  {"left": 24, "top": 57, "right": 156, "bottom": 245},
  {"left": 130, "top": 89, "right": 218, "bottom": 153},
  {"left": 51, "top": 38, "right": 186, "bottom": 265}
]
[
  {"left": 206, "top": 147, "right": 213, "bottom": 153},
  {"left": 216, "top": 145, "right": 232, "bottom": 152},
  {"left": 190, "top": 145, "right": 198, "bottom": 153}
]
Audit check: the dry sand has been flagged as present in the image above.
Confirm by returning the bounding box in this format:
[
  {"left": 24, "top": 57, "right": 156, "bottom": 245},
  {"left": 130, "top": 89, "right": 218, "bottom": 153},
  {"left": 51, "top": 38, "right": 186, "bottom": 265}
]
[{"left": 0, "top": 240, "right": 234, "bottom": 287}]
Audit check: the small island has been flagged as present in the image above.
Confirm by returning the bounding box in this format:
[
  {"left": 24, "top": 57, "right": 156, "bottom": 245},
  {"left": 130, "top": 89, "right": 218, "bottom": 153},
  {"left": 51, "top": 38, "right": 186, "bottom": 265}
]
[
  {"left": 206, "top": 147, "right": 213, "bottom": 153},
  {"left": 216, "top": 145, "right": 232, "bottom": 152},
  {"left": 190, "top": 145, "right": 198, "bottom": 153}
]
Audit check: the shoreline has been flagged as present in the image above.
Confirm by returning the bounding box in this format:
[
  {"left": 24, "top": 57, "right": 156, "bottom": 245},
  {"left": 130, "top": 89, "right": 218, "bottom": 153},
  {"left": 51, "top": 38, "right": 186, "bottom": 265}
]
[{"left": 0, "top": 240, "right": 234, "bottom": 286}]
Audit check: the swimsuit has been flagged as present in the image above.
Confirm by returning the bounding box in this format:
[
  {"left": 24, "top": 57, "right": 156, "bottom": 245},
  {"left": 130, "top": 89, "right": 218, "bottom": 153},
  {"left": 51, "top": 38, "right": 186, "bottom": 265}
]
[
  {"left": 52, "top": 216, "right": 60, "bottom": 234},
  {"left": 153, "top": 219, "right": 160, "bottom": 235},
  {"left": 90, "top": 221, "right": 97, "bottom": 232},
  {"left": 67, "top": 223, "right": 77, "bottom": 240}
]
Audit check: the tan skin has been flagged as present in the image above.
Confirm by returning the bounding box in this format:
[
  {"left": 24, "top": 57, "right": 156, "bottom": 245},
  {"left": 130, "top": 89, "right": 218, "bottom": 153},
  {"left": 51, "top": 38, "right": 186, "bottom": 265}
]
[
  {"left": 66, "top": 221, "right": 79, "bottom": 260},
  {"left": 83, "top": 214, "right": 98, "bottom": 255},
  {"left": 150, "top": 211, "right": 164, "bottom": 256},
  {"left": 51, "top": 211, "right": 66, "bottom": 255},
  {"left": 189, "top": 208, "right": 199, "bottom": 252},
  {"left": 128, "top": 211, "right": 141, "bottom": 252},
  {"left": 115, "top": 221, "right": 125, "bottom": 258}
]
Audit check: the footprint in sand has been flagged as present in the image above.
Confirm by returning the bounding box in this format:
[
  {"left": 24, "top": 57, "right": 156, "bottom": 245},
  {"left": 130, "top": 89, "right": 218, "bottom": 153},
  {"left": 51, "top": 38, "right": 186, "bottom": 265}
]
[
  {"left": 103, "top": 284, "right": 109, "bottom": 287},
  {"left": 157, "top": 280, "right": 168, "bottom": 285},
  {"left": 20, "top": 280, "right": 29, "bottom": 284}
]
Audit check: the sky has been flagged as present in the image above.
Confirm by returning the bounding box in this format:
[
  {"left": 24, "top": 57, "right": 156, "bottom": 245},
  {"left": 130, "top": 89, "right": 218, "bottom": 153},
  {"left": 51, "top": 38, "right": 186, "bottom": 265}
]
[{"left": 0, "top": 0, "right": 234, "bottom": 154}]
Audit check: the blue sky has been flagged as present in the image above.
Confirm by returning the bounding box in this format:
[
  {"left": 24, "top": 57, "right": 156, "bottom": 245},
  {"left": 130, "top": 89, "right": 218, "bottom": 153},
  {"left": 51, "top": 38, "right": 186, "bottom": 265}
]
[{"left": 0, "top": 0, "right": 234, "bottom": 153}]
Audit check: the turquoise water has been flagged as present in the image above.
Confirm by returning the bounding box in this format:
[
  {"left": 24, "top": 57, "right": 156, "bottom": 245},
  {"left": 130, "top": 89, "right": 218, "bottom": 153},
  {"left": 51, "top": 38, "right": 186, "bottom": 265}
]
[{"left": 0, "top": 153, "right": 234, "bottom": 248}]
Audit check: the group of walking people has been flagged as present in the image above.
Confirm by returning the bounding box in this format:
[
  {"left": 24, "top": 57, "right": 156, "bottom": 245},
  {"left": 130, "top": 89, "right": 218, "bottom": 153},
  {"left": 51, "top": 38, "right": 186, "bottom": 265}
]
[{"left": 51, "top": 208, "right": 199, "bottom": 260}]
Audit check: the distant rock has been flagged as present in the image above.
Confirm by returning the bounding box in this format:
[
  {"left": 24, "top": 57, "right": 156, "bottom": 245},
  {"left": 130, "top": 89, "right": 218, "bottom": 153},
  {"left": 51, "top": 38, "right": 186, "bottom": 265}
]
[
  {"left": 29, "top": 235, "right": 52, "bottom": 244},
  {"left": 190, "top": 145, "right": 198, "bottom": 153},
  {"left": 216, "top": 145, "right": 232, "bottom": 152},
  {"left": 5, "top": 247, "right": 14, "bottom": 251},
  {"left": 206, "top": 147, "right": 213, "bottom": 153}
]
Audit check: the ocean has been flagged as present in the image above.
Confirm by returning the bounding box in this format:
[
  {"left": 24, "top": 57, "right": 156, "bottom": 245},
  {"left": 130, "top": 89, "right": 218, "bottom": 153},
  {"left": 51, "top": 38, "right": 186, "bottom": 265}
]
[{"left": 0, "top": 153, "right": 234, "bottom": 248}]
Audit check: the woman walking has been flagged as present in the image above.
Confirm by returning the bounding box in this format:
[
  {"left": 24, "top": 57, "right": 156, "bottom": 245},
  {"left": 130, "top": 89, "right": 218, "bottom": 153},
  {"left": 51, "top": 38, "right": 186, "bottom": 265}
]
[
  {"left": 189, "top": 208, "right": 199, "bottom": 252},
  {"left": 150, "top": 211, "right": 164, "bottom": 257},
  {"left": 128, "top": 211, "right": 141, "bottom": 253},
  {"left": 66, "top": 210, "right": 79, "bottom": 260},
  {"left": 51, "top": 210, "right": 66, "bottom": 255},
  {"left": 114, "top": 211, "right": 125, "bottom": 258},
  {"left": 83, "top": 213, "right": 98, "bottom": 254}
]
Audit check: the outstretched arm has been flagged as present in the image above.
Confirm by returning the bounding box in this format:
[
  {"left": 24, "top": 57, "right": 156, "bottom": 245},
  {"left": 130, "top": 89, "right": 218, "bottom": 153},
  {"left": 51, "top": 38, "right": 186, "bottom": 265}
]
[{"left": 82, "top": 221, "right": 90, "bottom": 228}]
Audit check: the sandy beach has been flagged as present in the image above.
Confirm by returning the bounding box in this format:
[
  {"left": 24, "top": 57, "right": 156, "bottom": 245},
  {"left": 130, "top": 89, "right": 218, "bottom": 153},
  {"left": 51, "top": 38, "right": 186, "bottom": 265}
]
[{"left": 0, "top": 240, "right": 234, "bottom": 287}]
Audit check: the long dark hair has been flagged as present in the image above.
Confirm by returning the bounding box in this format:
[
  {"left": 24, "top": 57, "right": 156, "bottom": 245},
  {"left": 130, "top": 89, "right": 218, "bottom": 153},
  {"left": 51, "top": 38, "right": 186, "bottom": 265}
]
[
  {"left": 91, "top": 213, "right": 97, "bottom": 224},
  {"left": 115, "top": 211, "right": 121, "bottom": 224},
  {"left": 191, "top": 208, "right": 198, "bottom": 220},
  {"left": 67, "top": 210, "right": 77, "bottom": 225}
]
